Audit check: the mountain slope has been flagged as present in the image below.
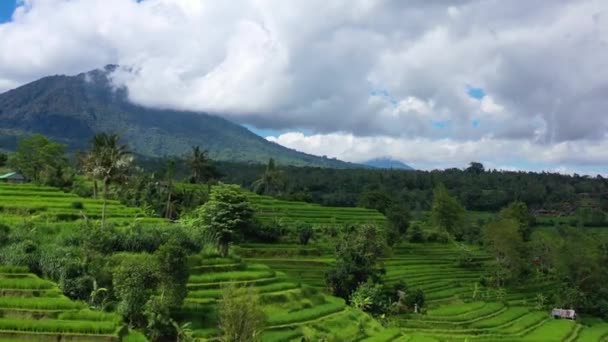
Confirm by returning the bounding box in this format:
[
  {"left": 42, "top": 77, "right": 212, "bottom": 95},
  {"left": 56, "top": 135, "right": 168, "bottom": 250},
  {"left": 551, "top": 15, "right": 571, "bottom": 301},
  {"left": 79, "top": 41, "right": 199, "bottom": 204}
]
[
  {"left": 364, "top": 157, "right": 414, "bottom": 170},
  {"left": 0, "top": 66, "right": 358, "bottom": 168}
]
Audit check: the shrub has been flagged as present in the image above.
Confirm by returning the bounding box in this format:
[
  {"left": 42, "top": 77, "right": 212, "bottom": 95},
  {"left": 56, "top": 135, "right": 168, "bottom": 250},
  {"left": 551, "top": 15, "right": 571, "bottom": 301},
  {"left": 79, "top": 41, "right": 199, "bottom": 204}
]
[
  {"left": 405, "top": 289, "right": 425, "bottom": 311},
  {"left": 246, "top": 223, "right": 286, "bottom": 243},
  {"left": 0, "top": 223, "right": 10, "bottom": 246},
  {"left": 350, "top": 281, "right": 387, "bottom": 316},
  {"left": 219, "top": 284, "right": 266, "bottom": 342},
  {"left": 427, "top": 230, "right": 450, "bottom": 243},
  {"left": 71, "top": 201, "right": 85, "bottom": 210},
  {"left": 408, "top": 224, "right": 425, "bottom": 243},
  {"left": 298, "top": 224, "right": 314, "bottom": 245},
  {"left": 113, "top": 254, "right": 159, "bottom": 327}
]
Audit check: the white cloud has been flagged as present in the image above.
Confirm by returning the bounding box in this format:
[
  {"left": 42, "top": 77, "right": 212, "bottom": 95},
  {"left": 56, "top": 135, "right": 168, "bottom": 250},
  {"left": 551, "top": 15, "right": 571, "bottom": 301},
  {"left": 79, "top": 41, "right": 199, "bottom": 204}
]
[
  {"left": 0, "top": 0, "right": 607, "bottom": 171},
  {"left": 267, "top": 131, "right": 608, "bottom": 175}
]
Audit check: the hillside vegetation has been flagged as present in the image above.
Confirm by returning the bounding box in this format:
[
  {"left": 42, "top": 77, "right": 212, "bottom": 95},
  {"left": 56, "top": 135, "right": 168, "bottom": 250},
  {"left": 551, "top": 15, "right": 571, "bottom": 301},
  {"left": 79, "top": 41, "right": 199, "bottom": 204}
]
[{"left": 0, "top": 66, "right": 358, "bottom": 168}]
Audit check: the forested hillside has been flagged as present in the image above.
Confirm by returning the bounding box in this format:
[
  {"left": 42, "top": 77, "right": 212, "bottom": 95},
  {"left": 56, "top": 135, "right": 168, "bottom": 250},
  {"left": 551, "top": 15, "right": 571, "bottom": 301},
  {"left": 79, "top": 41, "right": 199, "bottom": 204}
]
[{"left": 0, "top": 66, "right": 358, "bottom": 168}]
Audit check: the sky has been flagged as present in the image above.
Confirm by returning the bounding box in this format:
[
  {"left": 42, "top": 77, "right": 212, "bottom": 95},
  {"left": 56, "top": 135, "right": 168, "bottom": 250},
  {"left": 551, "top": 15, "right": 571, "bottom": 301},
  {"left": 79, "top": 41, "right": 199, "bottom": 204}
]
[{"left": 0, "top": 0, "right": 607, "bottom": 174}]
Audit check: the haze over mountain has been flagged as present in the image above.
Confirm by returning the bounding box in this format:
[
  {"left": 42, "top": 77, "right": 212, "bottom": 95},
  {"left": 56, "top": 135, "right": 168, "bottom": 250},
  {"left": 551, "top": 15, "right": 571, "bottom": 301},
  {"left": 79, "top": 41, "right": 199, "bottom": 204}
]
[
  {"left": 0, "top": 66, "right": 358, "bottom": 168},
  {"left": 363, "top": 158, "right": 414, "bottom": 171}
]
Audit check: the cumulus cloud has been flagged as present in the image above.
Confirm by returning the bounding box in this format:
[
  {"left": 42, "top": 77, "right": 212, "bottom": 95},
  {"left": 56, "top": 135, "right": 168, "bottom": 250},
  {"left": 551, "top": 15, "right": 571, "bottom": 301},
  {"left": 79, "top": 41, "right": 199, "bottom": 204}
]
[
  {"left": 268, "top": 132, "right": 608, "bottom": 175},
  {"left": 0, "top": 0, "right": 607, "bottom": 171}
]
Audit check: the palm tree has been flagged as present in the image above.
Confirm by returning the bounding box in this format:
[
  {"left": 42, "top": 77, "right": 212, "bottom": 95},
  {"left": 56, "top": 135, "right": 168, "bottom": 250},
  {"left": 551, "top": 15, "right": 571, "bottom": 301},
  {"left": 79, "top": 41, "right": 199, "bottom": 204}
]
[
  {"left": 164, "top": 158, "right": 176, "bottom": 219},
  {"left": 252, "top": 158, "right": 285, "bottom": 195},
  {"left": 186, "top": 146, "right": 213, "bottom": 184},
  {"left": 83, "top": 133, "right": 132, "bottom": 227}
]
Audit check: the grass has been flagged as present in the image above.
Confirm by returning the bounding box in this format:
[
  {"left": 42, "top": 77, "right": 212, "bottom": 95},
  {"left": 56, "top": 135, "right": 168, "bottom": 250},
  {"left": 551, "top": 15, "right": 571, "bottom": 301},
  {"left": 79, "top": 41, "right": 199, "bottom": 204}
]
[
  {"left": 0, "top": 277, "right": 57, "bottom": 290},
  {"left": 576, "top": 323, "right": 608, "bottom": 341},
  {"left": 0, "top": 297, "right": 86, "bottom": 310},
  {"left": 522, "top": 318, "right": 577, "bottom": 341},
  {"left": 0, "top": 318, "right": 116, "bottom": 334}
]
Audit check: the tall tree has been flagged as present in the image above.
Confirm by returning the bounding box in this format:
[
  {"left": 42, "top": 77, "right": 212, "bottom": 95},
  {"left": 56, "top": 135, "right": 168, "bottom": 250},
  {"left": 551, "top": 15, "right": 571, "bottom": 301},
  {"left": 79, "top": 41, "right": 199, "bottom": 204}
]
[
  {"left": 466, "top": 162, "right": 485, "bottom": 174},
  {"left": 164, "top": 158, "right": 177, "bottom": 220},
  {"left": 218, "top": 284, "right": 265, "bottom": 342},
  {"left": 431, "top": 185, "right": 466, "bottom": 237},
  {"left": 252, "top": 158, "right": 286, "bottom": 196},
  {"left": 8, "top": 134, "right": 68, "bottom": 184},
  {"left": 483, "top": 218, "right": 526, "bottom": 287},
  {"left": 186, "top": 146, "right": 218, "bottom": 185},
  {"left": 82, "top": 133, "right": 132, "bottom": 227},
  {"left": 499, "top": 201, "right": 535, "bottom": 241},
  {"left": 0, "top": 152, "right": 7, "bottom": 168},
  {"left": 326, "top": 224, "right": 389, "bottom": 300},
  {"left": 182, "top": 184, "right": 254, "bottom": 256}
]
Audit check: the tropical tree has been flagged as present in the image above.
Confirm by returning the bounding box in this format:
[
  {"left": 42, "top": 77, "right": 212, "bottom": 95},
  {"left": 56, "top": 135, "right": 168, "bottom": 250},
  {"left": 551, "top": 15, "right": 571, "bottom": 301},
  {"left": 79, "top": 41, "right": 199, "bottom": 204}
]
[
  {"left": 252, "top": 158, "right": 285, "bottom": 195},
  {"left": 82, "top": 133, "right": 132, "bottom": 227},
  {"left": 164, "top": 158, "right": 177, "bottom": 219},
  {"left": 326, "top": 224, "right": 389, "bottom": 300},
  {"left": 8, "top": 134, "right": 68, "bottom": 184},
  {"left": 186, "top": 146, "right": 218, "bottom": 185},
  {"left": 218, "top": 284, "right": 265, "bottom": 342},
  {"left": 483, "top": 218, "right": 526, "bottom": 287},
  {"left": 499, "top": 201, "right": 535, "bottom": 241},
  {"left": 182, "top": 184, "right": 254, "bottom": 256},
  {"left": 431, "top": 185, "right": 466, "bottom": 237},
  {"left": 0, "top": 151, "right": 7, "bottom": 167}
]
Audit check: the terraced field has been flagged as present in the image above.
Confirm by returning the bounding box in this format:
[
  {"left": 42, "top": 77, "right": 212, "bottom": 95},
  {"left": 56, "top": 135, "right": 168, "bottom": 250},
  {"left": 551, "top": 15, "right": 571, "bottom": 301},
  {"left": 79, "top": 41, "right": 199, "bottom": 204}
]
[
  {"left": 247, "top": 193, "right": 386, "bottom": 226},
  {"left": 0, "top": 182, "right": 165, "bottom": 227},
  {"left": 0, "top": 266, "right": 122, "bottom": 341},
  {"left": 177, "top": 254, "right": 401, "bottom": 341},
  {"left": 239, "top": 242, "right": 608, "bottom": 341}
]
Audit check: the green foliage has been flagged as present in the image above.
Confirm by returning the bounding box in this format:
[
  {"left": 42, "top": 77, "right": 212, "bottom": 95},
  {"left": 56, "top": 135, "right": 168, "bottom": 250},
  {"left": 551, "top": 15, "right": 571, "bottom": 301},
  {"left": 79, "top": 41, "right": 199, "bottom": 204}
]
[
  {"left": 385, "top": 204, "right": 411, "bottom": 238},
  {"left": 80, "top": 132, "right": 133, "bottom": 227},
  {"left": 71, "top": 201, "right": 85, "bottom": 209},
  {"left": 326, "top": 224, "right": 389, "bottom": 300},
  {"left": 408, "top": 224, "right": 425, "bottom": 243},
  {"left": 218, "top": 284, "right": 266, "bottom": 342},
  {"left": 183, "top": 184, "right": 254, "bottom": 256},
  {"left": 8, "top": 134, "right": 70, "bottom": 185},
  {"left": 431, "top": 185, "right": 466, "bottom": 238},
  {"left": 0, "top": 151, "right": 7, "bottom": 167},
  {"left": 155, "top": 239, "right": 189, "bottom": 308},
  {"left": 113, "top": 253, "right": 159, "bottom": 327},
  {"left": 358, "top": 190, "right": 393, "bottom": 214},
  {"left": 500, "top": 201, "right": 535, "bottom": 240},
  {"left": 350, "top": 281, "right": 387, "bottom": 316},
  {"left": 297, "top": 224, "right": 314, "bottom": 245},
  {"left": 252, "top": 158, "right": 286, "bottom": 196},
  {"left": 143, "top": 297, "right": 175, "bottom": 342},
  {"left": 186, "top": 146, "right": 220, "bottom": 184},
  {"left": 0, "top": 223, "right": 9, "bottom": 246},
  {"left": 483, "top": 218, "right": 526, "bottom": 287}
]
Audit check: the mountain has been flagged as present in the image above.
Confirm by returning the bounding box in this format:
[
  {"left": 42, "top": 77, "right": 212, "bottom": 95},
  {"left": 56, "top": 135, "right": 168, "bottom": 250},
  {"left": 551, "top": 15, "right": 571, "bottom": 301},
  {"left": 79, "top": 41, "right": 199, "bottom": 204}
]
[
  {"left": 0, "top": 66, "right": 359, "bottom": 168},
  {"left": 363, "top": 157, "right": 414, "bottom": 170}
]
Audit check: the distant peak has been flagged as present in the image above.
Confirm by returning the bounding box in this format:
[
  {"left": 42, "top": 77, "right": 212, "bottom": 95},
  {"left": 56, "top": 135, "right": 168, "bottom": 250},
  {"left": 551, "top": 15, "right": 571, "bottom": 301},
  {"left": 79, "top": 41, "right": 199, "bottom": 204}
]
[{"left": 363, "top": 157, "right": 414, "bottom": 170}]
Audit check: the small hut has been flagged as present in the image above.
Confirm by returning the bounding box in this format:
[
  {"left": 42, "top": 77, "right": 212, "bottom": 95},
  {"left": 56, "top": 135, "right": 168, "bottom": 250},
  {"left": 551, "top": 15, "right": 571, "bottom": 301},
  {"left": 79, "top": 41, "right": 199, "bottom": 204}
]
[
  {"left": 551, "top": 308, "right": 576, "bottom": 320},
  {"left": 0, "top": 172, "right": 26, "bottom": 184}
]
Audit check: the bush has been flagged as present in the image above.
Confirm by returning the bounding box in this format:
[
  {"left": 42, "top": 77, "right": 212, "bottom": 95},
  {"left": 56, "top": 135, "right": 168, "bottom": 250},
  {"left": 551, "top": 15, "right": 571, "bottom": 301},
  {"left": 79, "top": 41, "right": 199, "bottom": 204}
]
[
  {"left": 427, "top": 230, "right": 450, "bottom": 243},
  {"left": 219, "top": 284, "right": 266, "bottom": 342},
  {"left": 408, "top": 224, "right": 425, "bottom": 243},
  {"left": 0, "top": 223, "right": 10, "bottom": 246},
  {"left": 350, "top": 281, "right": 388, "bottom": 316},
  {"left": 405, "top": 289, "right": 425, "bottom": 310},
  {"left": 71, "top": 201, "right": 85, "bottom": 210},
  {"left": 246, "top": 223, "right": 286, "bottom": 243},
  {"left": 298, "top": 224, "right": 314, "bottom": 245}
]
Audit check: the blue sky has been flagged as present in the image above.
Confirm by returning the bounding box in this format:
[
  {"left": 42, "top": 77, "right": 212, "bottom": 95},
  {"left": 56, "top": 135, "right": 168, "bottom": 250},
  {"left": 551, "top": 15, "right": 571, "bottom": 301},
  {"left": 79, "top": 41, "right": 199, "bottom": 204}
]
[{"left": 0, "top": 1, "right": 16, "bottom": 23}]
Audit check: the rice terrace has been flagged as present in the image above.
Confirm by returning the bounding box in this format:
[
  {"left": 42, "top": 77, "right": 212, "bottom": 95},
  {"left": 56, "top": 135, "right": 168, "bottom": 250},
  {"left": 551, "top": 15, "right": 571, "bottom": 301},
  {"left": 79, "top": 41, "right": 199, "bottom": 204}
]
[{"left": 1, "top": 1, "right": 608, "bottom": 341}]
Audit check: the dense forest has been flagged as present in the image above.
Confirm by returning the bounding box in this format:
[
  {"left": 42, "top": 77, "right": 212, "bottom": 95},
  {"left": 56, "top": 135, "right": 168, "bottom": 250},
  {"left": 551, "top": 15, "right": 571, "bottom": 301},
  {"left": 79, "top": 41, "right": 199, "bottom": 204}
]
[{"left": 138, "top": 158, "right": 608, "bottom": 221}]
